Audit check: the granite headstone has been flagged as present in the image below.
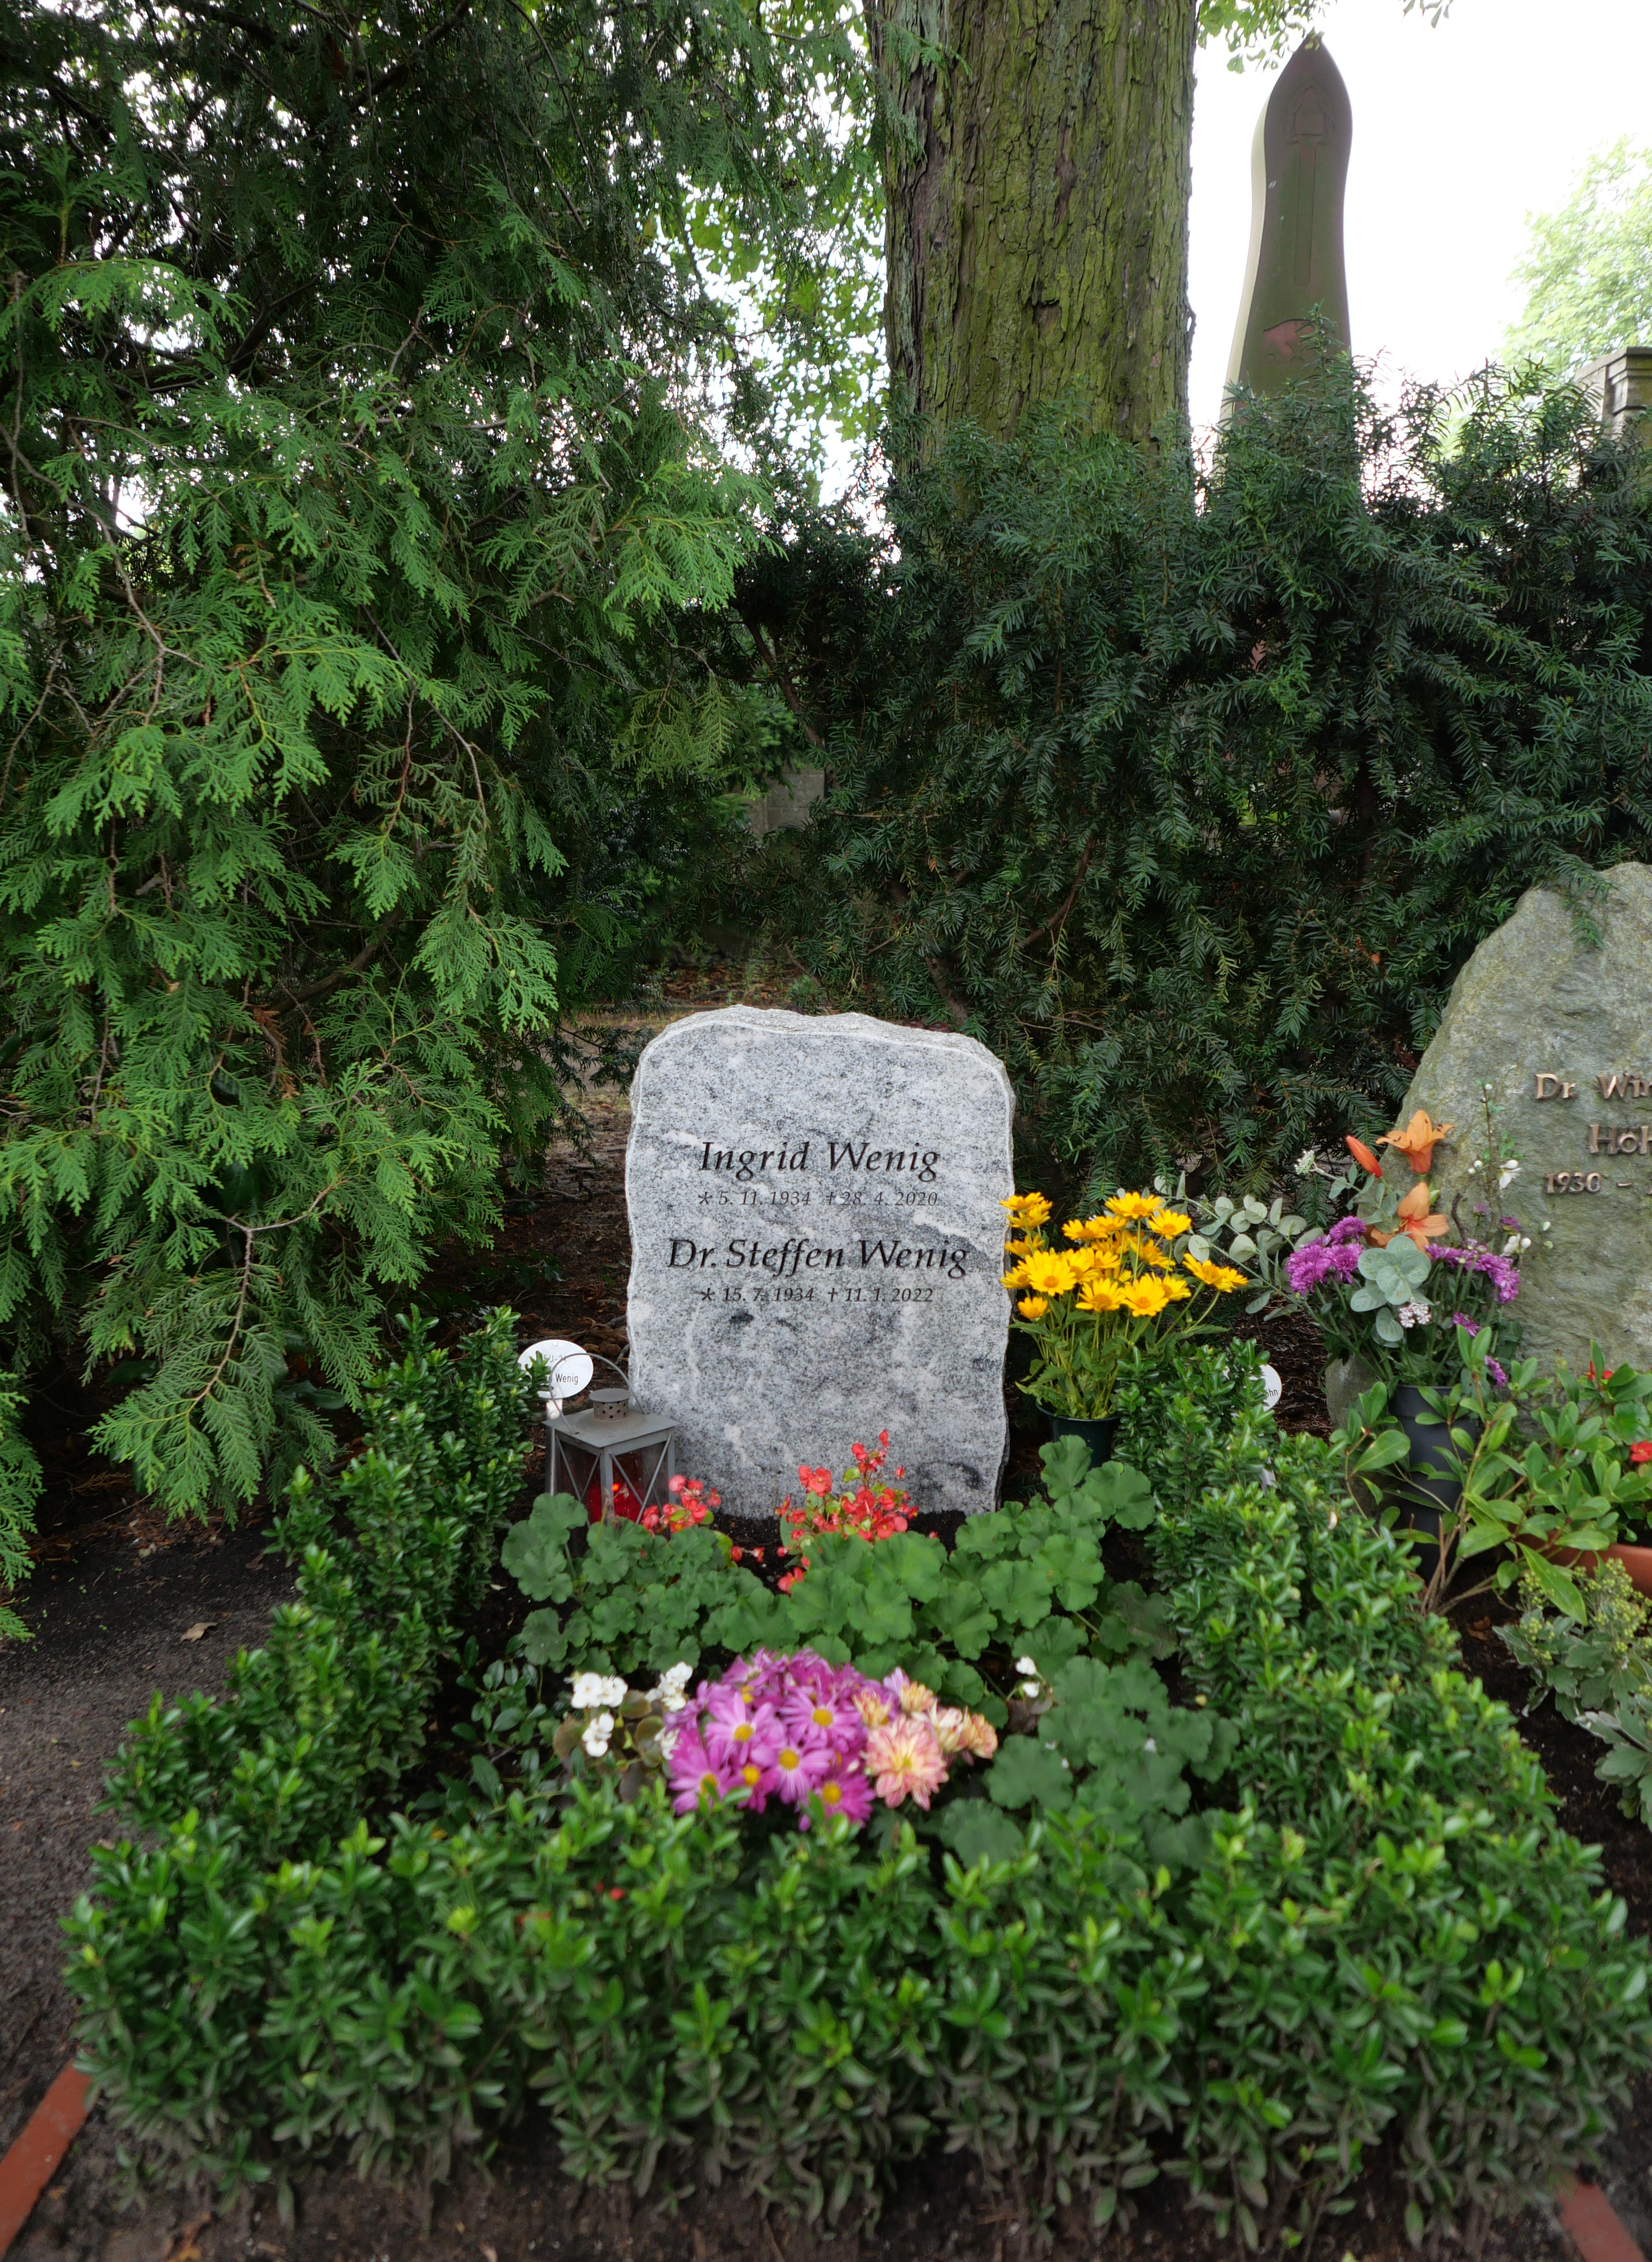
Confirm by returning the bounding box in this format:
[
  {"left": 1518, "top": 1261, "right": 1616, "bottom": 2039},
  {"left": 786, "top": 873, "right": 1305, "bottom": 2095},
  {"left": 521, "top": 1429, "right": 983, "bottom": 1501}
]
[
  {"left": 1226, "top": 36, "right": 1353, "bottom": 402},
  {"left": 1396, "top": 863, "right": 1652, "bottom": 1379},
  {"left": 625, "top": 1007, "right": 1015, "bottom": 1518}
]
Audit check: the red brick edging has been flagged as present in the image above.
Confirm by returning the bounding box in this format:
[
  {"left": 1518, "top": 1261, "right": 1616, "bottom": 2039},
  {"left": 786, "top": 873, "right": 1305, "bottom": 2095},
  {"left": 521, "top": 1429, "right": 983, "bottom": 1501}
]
[
  {"left": 0, "top": 2064, "right": 90, "bottom": 2257},
  {"left": 1560, "top": 2178, "right": 1648, "bottom": 2262}
]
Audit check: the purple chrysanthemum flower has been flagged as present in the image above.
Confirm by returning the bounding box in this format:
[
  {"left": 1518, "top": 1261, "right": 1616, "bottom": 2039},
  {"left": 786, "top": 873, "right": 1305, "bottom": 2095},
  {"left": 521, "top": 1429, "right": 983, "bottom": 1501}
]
[
  {"left": 1286, "top": 1235, "right": 1362, "bottom": 1296},
  {"left": 1432, "top": 1244, "right": 1519, "bottom": 1303}
]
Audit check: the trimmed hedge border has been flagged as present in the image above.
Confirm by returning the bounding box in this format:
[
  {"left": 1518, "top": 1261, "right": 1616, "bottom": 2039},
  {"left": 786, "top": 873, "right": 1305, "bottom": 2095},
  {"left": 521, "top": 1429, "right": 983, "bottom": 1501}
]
[{"left": 66, "top": 1336, "right": 1652, "bottom": 2251}]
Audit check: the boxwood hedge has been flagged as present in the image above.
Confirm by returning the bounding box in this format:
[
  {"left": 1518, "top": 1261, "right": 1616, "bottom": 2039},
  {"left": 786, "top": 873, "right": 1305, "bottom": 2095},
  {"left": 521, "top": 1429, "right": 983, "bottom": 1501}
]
[{"left": 66, "top": 1335, "right": 1652, "bottom": 2250}]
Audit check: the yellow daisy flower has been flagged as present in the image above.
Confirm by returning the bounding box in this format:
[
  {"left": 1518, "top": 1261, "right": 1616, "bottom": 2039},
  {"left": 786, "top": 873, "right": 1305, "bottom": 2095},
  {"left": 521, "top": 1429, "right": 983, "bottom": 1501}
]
[
  {"left": 1105, "top": 1191, "right": 1165, "bottom": 1222},
  {"left": 1117, "top": 1277, "right": 1171, "bottom": 1317},
  {"left": 1017, "top": 1295, "right": 1050, "bottom": 1320},
  {"left": 1183, "top": 1256, "right": 1249, "bottom": 1294},
  {"left": 1152, "top": 1210, "right": 1192, "bottom": 1239},
  {"left": 1125, "top": 1234, "right": 1175, "bottom": 1271},
  {"left": 1022, "top": 1249, "right": 1080, "bottom": 1297},
  {"left": 1002, "top": 1192, "right": 1052, "bottom": 1227},
  {"left": 1076, "top": 1280, "right": 1126, "bottom": 1313},
  {"left": 1001, "top": 1265, "right": 1030, "bottom": 1291}
]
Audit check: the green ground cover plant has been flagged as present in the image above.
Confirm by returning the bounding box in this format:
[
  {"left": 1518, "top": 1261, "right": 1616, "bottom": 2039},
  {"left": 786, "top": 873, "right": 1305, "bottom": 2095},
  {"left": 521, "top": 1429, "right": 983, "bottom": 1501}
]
[
  {"left": 64, "top": 1332, "right": 1652, "bottom": 2249},
  {"left": 501, "top": 1434, "right": 1166, "bottom": 1706},
  {"left": 1504, "top": 1561, "right": 1652, "bottom": 1826}
]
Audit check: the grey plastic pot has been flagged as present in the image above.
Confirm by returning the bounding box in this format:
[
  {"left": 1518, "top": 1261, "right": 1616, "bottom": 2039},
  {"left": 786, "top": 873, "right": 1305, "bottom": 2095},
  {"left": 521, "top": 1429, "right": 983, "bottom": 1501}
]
[{"left": 1323, "top": 1352, "right": 1381, "bottom": 1433}]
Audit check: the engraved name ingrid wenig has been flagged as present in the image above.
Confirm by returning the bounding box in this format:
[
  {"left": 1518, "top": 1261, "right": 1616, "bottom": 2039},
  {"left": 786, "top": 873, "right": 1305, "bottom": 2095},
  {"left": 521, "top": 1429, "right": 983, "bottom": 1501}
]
[{"left": 668, "top": 1137, "right": 969, "bottom": 1299}]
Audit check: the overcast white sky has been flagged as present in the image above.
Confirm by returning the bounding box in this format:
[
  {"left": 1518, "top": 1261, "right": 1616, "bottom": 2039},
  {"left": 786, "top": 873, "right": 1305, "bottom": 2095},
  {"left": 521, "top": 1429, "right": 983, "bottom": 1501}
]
[{"left": 1188, "top": 0, "right": 1652, "bottom": 436}]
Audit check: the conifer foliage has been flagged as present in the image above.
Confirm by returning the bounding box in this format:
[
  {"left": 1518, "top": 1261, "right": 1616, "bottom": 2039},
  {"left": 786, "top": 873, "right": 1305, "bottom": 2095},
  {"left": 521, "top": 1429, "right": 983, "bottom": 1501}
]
[
  {"left": 0, "top": 0, "right": 849, "bottom": 1534},
  {"left": 763, "top": 368, "right": 1652, "bottom": 1189}
]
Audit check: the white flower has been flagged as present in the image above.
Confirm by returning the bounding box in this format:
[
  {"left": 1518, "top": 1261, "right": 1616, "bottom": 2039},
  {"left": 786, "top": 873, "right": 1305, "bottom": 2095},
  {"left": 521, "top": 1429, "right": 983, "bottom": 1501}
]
[
  {"left": 1019, "top": 1680, "right": 1041, "bottom": 1699},
  {"left": 647, "top": 1664, "right": 694, "bottom": 1709},
  {"left": 1143, "top": 1737, "right": 1158, "bottom": 1755},
  {"left": 1498, "top": 1160, "right": 1522, "bottom": 1192},
  {"left": 1502, "top": 1233, "right": 1530, "bottom": 1258},
  {"left": 1294, "top": 1149, "right": 1319, "bottom": 1176},
  {"left": 1015, "top": 1655, "right": 1038, "bottom": 1677},
  {"left": 1396, "top": 1298, "right": 1431, "bottom": 1330},
  {"left": 572, "top": 1672, "right": 626, "bottom": 1711},
  {"left": 582, "top": 1711, "right": 615, "bottom": 1758}
]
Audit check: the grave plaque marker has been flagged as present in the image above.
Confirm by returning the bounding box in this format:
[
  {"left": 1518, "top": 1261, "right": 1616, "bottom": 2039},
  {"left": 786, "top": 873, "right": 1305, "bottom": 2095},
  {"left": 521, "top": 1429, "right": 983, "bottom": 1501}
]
[
  {"left": 625, "top": 1006, "right": 1015, "bottom": 1518},
  {"left": 1226, "top": 36, "right": 1353, "bottom": 402},
  {"left": 1397, "top": 864, "right": 1652, "bottom": 1378}
]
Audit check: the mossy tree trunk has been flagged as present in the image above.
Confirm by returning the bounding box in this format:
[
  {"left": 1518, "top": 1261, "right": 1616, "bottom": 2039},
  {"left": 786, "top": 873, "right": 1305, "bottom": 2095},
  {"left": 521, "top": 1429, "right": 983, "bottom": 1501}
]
[{"left": 868, "top": 0, "right": 1198, "bottom": 445}]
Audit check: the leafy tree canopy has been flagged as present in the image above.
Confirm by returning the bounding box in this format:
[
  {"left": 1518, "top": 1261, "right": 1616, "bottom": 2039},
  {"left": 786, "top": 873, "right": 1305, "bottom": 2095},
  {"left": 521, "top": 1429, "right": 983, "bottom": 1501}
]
[
  {"left": 1200, "top": 0, "right": 1450, "bottom": 65},
  {"left": 0, "top": 0, "right": 857, "bottom": 1534},
  {"left": 1508, "top": 138, "right": 1652, "bottom": 375}
]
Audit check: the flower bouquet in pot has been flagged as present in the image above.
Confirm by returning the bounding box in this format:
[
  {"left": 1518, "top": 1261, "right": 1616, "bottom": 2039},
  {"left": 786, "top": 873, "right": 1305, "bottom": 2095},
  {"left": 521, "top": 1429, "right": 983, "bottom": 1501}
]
[
  {"left": 1002, "top": 1190, "right": 1247, "bottom": 1459},
  {"left": 1286, "top": 1111, "right": 1526, "bottom": 1418}
]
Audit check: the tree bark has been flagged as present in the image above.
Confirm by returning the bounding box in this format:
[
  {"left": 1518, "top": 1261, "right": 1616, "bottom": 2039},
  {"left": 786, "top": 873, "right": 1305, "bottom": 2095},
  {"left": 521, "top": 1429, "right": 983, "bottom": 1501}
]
[{"left": 869, "top": 0, "right": 1198, "bottom": 446}]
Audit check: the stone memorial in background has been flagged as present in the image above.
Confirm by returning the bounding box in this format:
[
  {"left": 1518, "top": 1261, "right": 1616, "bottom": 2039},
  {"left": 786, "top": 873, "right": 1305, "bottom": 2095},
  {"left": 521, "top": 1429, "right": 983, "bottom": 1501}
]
[
  {"left": 1397, "top": 863, "right": 1652, "bottom": 1378},
  {"left": 1226, "top": 36, "right": 1353, "bottom": 402},
  {"left": 626, "top": 1006, "right": 1015, "bottom": 1518}
]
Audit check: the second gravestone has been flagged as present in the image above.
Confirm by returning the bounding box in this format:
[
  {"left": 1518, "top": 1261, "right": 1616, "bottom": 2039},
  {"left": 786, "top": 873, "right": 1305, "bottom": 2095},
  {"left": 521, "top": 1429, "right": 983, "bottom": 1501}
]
[
  {"left": 1397, "top": 863, "right": 1652, "bottom": 1378},
  {"left": 626, "top": 1007, "right": 1015, "bottom": 1518}
]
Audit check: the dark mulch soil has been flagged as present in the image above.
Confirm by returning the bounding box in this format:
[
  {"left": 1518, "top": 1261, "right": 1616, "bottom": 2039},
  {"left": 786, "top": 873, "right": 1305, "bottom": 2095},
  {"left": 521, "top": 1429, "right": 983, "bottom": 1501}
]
[{"left": 0, "top": 1023, "right": 1643, "bottom": 2260}]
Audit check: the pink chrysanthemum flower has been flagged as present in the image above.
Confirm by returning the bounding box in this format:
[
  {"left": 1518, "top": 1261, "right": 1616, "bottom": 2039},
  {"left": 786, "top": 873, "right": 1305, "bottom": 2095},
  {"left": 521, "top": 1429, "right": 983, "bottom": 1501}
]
[
  {"left": 929, "top": 1706, "right": 970, "bottom": 1755},
  {"left": 953, "top": 1711, "right": 998, "bottom": 1760},
  {"left": 702, "top": 1689, "right": 781, "bottom": 1770},
  {"left": 731, "top": 1756, "right": 771, "bottom": 1812},
  {"left": 802, "top": 1763, "right": 875, "bottom": 1828},
  {"left": 782, "top": 1686, "right": 867, "bottom": 1755},
  {"left": 884, "top": 1668, "right": 937, "bottom": 1717},
  {"left": 667, "top": 1727, "right": 728, "bottom": 1815},
  {"left": 770, "top": 1739, "right": 832, "bottom": 1806},
  {"left": 865, "top": 1716, "right": 947, "bottom": 1809}
]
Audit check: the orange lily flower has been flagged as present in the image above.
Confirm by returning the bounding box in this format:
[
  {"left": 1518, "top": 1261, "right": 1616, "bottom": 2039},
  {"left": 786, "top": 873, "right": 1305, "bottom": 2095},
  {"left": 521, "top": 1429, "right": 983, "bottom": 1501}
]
[
  {"left": 1377, "top": 1109, "right": 1454, "bottom": 1176},
  {"left": 1345, "top": 1134, "right": 1383, "bottom": 1177},
  {"left": 1369, "top": 1180, "right": 1450, "bottom": 1251}
]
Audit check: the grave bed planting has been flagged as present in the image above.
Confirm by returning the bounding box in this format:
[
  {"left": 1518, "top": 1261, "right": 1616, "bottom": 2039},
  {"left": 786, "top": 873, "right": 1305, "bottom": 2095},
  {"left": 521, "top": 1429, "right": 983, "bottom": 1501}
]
[{"left": 63, "top": 1323, "right": 1652, "bottom": 2256}]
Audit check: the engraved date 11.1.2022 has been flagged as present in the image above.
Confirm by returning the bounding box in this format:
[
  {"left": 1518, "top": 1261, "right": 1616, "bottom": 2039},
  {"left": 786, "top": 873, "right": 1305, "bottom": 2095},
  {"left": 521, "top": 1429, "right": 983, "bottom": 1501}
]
[{"left": 1533, "top": 1070, "right": 1652, "bottom": 1195}]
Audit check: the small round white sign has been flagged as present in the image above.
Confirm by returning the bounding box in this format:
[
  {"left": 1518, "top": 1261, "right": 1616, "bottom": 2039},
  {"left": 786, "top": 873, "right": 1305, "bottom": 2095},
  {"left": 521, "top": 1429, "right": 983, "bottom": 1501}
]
[
  {"left": 517, "top": 1337, "right": 594, "bottom": 1399},
  {"left": 1259, "top": 1363, "right": 1284, "bottom": 1411}
]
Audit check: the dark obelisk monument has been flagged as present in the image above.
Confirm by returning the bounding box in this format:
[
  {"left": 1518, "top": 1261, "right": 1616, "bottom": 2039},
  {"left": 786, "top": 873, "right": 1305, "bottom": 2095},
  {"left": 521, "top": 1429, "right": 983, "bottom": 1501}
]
[{"left": 1225, "top": 38, "right": 1353, "bottom": 399}]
